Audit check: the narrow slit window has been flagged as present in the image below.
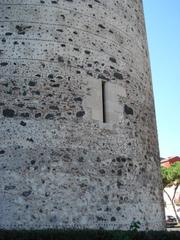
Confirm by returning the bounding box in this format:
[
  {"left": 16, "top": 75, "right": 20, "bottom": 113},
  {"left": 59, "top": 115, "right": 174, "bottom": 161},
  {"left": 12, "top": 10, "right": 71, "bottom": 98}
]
[{"left": 102, "top": 81, "right": 106, "bottom": 123}]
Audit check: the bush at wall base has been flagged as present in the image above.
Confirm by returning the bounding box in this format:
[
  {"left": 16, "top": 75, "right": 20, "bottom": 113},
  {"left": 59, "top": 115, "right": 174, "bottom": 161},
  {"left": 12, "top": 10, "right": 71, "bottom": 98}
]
[{"left": 0, "top": 229, "right": 180, "bottom": 240}]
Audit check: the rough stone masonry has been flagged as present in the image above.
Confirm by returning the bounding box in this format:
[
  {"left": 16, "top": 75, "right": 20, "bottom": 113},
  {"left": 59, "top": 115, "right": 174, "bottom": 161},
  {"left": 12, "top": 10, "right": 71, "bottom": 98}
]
[{"left": 0, "top": 0, "right": 165, "bottom": 230}]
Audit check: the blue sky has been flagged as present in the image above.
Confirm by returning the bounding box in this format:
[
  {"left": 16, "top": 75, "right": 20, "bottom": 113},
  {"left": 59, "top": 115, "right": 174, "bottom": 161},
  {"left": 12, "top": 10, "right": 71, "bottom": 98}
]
[{"left": 143, "top": 0, "right": 180, "bottom": 158}]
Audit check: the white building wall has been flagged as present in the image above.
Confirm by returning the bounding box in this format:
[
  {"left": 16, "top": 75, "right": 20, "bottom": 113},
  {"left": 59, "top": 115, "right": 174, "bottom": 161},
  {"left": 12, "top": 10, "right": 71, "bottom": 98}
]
[{"left": 164, "top": 185, "right": 180, "bottom": 218}]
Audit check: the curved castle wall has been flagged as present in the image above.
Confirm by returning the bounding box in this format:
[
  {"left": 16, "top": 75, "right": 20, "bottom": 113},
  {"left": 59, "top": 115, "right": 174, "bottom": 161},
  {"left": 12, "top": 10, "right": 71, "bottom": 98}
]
[{"left": 0, "top": 0, "right": 165, "bottom": 230}]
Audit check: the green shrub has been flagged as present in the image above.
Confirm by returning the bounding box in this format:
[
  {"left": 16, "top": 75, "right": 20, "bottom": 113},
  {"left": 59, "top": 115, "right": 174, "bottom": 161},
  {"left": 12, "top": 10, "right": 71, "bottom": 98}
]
[{"left": 0, "top": 229, "right": 180, "bottom": 240}]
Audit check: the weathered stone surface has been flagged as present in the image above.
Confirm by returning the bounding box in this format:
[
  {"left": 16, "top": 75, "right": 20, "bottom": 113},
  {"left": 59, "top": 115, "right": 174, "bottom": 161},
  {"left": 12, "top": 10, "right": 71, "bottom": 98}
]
[{"left": 0, "top": 0, "right": 165, "bottom": 230}]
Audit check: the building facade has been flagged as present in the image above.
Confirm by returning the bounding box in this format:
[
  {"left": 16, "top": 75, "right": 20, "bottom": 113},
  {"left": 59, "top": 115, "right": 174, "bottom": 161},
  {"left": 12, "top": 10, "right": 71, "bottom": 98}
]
[
  {"left": 161, "top": 156, "right": 180, "bottom": 168},
  {"left": 0, "top": 0, "right": 165, "bottom": 230},
  {"left": 164, "top": 186, "right": 180, "bottom": 220}
]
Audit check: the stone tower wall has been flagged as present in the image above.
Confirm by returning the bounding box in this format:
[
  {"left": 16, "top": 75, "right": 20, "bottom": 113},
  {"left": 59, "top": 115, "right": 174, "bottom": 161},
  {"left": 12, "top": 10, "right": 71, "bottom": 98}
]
[{"left": 0, "top": 0, "right": 165, "bottom": 230}]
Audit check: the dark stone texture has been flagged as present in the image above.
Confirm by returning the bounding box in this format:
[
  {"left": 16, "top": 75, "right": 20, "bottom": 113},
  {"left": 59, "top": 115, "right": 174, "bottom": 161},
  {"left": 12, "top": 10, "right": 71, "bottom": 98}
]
[
  {"left": 45, "top": 114, "right": 54, "bottom": 119},
  {"left": 3, "top": 109, "right": 15, "bottom": 118},
  {"left": 124, "top": 105, "right": 134, "bottom": 115},
  {"left": 98, "top": 74, "right": 109, "bottom": 81},
  {"left": 109, "top": 57, "right": 117, "bottom": 63},
  {"left": 114, "top": 72, "right": 123, "bottom": 80},
  {"left": 20, "top": 121, "right": 27, "bottom": 126},
  {"left": 0, "top": 62, "right": 8, "bottom": 66},
  {"left": 4, "top": 185, "right": 16, "bottom": 190},
  {"left": 76, "top": 111, "right": 85, "bottom": 117},
  {"left": 22, "top": 191, "right": 32, "bottom": 197}
]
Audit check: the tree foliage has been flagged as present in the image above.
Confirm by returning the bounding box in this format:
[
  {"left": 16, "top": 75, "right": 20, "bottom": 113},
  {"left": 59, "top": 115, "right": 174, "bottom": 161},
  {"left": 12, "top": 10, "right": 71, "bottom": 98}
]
[
  {"left": 161, "top": 162, "right": 180, "bottom": 187},
  {"left": 161, "top": 162, "right": 180, "bottom": 223}
]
